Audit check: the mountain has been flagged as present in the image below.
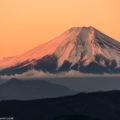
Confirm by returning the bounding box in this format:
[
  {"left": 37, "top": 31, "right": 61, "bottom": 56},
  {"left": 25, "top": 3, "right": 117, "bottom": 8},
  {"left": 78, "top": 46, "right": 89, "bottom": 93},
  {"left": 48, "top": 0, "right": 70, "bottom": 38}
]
[
  {"left": 0, "top": 78, "right": 75, "bottom": 100},
  {"left": 1, "top": 91, "right": 120, "bottom": 120},
  {"left": 0, "top": 26, "right": 120, "bottom": 75}
]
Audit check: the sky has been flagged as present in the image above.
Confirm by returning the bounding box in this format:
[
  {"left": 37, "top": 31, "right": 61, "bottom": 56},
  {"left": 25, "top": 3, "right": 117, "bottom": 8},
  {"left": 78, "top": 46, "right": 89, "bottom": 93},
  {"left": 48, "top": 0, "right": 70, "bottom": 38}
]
[{"left": 0, "top": 0, "right": 120, "bottom": 59}]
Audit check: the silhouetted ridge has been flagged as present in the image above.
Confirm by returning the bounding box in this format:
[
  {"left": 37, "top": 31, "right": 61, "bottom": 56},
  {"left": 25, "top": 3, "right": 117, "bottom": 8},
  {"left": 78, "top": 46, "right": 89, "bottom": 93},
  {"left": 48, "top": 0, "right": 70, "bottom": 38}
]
[
  {"left": 0, "top": 91, "right": 120, "bottom": 120},
  {"left": 0, "top": 78, "right": 75, "bottom": 100}
]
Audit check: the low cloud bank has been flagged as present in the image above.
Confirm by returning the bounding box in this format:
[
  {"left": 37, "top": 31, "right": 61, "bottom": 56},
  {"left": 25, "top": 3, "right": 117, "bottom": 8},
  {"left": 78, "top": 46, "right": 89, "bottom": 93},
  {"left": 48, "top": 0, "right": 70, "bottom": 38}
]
[{"left": 1, "top": 70, "right": 120, "bottom": 80}]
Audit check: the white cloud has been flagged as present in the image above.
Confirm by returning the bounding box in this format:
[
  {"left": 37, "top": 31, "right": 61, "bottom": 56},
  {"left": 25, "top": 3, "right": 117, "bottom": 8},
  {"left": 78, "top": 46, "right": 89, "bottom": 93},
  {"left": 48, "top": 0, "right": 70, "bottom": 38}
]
[{"left": 1, "top": 69, "right": 120, "bottom": 80}]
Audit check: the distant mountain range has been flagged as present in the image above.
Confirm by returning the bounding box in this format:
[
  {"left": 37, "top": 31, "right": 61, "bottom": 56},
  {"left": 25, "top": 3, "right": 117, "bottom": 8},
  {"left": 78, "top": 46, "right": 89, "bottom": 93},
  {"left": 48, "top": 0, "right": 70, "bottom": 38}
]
[
  {"left": 0, "top": 78, "right": 75, "bottom": 100},
  {"left": 1, "top": 91, "right": 120, "bottom": 120},
  {"left": 0, "top": 26, "right": 120, "bottom": 75}
]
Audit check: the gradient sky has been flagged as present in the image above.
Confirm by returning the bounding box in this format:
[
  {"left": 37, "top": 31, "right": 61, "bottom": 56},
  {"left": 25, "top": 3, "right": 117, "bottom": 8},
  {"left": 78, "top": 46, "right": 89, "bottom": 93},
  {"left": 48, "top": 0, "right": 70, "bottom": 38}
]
[{"left": 0, "top": 0, "right": 120, "bottom": 59}]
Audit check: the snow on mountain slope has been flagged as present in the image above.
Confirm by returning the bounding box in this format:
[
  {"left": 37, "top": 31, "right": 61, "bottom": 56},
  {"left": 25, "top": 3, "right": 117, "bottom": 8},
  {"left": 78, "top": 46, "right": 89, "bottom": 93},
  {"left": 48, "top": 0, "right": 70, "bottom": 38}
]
[
  {"left": 0, "top": 27, "right": 81, "bottom": 68},
  {"left": 0, "top": 26, "right": 120, "bottom": 75},
  {"left": 55, "top": 26, "right": 120, "bottom": 68}
]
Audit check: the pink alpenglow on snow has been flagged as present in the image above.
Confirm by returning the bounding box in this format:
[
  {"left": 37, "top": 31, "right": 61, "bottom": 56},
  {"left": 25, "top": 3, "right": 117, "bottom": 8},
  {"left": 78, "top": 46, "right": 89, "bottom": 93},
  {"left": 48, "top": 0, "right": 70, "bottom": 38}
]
[{"left": 0, "top": 26, "right": 120, "bottom": 73}]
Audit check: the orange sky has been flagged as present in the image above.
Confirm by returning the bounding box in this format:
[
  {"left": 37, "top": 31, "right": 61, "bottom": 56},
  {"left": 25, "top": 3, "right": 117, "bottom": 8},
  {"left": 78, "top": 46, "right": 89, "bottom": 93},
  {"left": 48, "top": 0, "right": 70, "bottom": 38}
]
[{"left": 0, "top": 0, "right": 120, "bottom": 59}]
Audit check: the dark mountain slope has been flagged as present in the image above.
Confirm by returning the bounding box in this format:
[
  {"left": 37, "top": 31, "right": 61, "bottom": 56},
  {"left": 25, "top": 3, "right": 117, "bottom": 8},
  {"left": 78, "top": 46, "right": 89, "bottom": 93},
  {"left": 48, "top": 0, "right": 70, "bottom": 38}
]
[
  {"left": 0, "top": 78, "right": 75, "bottom": 100},
  {"left": 0, "top": 91, "right": 120, "bottom": 120}
]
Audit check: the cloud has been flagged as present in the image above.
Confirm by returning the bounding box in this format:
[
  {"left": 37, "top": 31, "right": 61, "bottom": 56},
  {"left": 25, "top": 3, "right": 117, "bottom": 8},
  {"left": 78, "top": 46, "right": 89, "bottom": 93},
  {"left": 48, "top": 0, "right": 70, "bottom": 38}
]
[
  {"left": 1, "top": 69, "right": 120, "bottom": 80},
  {"left": 0, "top": 70, "right": 80, "bottom": 80}
]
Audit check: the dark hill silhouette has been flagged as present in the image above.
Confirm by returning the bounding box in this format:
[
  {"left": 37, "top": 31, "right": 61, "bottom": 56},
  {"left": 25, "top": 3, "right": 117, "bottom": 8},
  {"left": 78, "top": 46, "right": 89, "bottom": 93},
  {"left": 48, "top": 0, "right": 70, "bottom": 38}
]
[
  {"left": 0, "top": 91, "right": 120, "bottom": 120},
  {"left": 0, "top": 78, "right": 75, "bottom": 100}
]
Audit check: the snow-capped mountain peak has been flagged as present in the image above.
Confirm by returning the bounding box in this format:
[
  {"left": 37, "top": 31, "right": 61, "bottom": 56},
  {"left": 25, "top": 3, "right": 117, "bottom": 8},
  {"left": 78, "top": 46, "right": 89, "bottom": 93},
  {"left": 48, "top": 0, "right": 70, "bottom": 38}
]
[{"left": 0, "top": 26, "right": 120, "bottom": 75}]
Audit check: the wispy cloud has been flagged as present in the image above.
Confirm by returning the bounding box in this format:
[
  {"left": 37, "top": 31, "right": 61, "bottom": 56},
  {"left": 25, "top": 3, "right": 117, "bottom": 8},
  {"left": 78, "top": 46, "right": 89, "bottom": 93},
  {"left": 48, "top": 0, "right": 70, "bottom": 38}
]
[{"left": 1, "top": 70, "right": 120, "bottom": 80}]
